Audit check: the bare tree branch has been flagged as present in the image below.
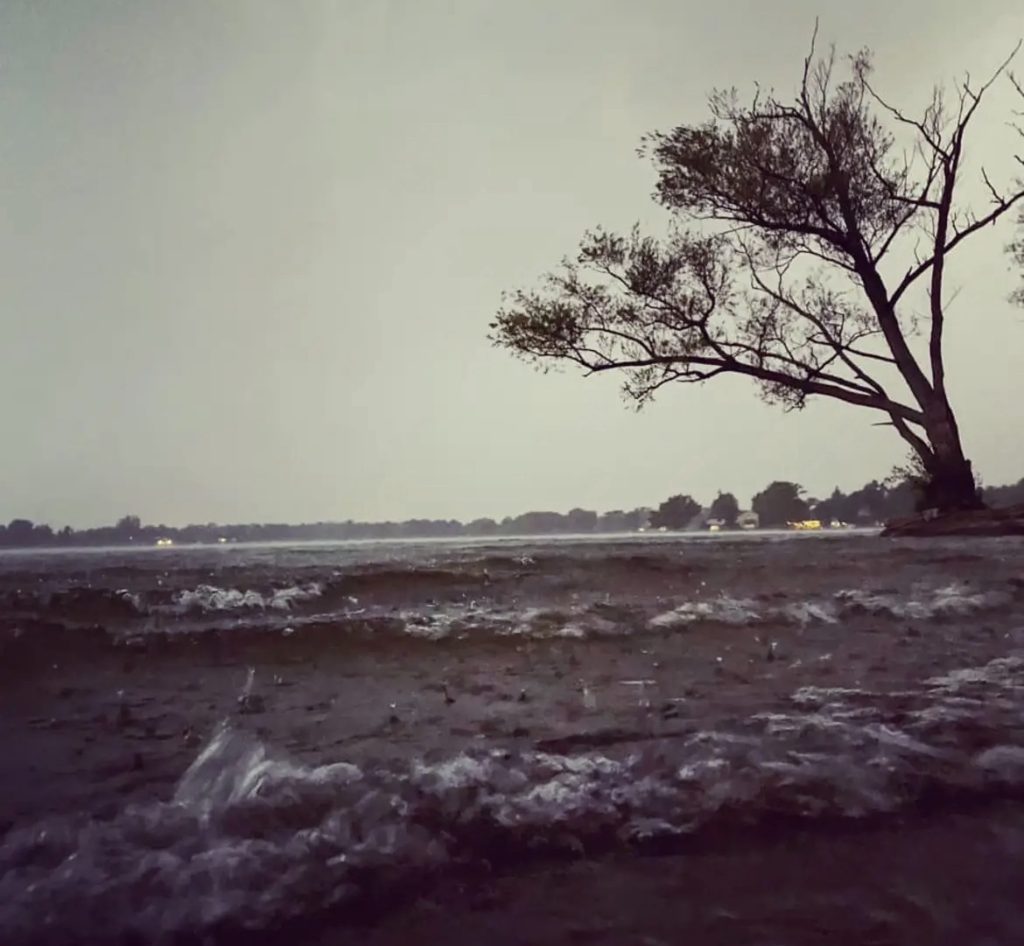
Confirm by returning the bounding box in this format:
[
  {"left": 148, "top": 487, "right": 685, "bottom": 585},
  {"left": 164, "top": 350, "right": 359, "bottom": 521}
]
[{"left": 494, "top": 35, "right": 1024, "bottom": 511}]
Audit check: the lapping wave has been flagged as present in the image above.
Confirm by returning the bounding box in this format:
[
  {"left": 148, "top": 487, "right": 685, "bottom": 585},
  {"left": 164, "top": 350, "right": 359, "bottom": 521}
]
[
  {"left": 2, "top": 653, "right": 1023, "bottom": 945},
  {"left": 1, "top": 578, "right": 1020, "bottom": 666}
]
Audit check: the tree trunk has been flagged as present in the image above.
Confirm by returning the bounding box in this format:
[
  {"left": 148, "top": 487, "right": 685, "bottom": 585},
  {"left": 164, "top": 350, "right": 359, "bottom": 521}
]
[{"left": 919, "top": 407, "right": 984, "bottom": 512}]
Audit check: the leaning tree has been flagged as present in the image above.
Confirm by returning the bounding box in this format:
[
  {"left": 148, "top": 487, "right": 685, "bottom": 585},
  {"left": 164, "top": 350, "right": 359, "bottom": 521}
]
[{"left": 492, "top": 33, "right": 1024, "bottom": 512}]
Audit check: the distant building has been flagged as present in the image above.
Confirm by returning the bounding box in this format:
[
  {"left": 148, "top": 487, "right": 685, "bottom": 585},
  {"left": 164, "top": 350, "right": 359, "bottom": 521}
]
[{"left": 736, "top": 510, "right": 759, "bottom": 530}]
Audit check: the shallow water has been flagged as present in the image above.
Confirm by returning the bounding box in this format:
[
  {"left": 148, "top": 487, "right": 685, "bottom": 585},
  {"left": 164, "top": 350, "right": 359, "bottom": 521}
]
[
  {"left": 2, "top": 532, "right": 1024, "bottom": 944},
  {"left": 1, "top": 530, "right": 1020, "bottom": 641},
  {"left": 4, "top": 652, "right": 1024, "bottom": 944}
]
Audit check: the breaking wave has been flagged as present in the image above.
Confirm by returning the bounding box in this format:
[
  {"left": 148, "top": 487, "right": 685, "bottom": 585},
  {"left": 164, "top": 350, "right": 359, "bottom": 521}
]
[
  {"left": 1, "top": 580, "right": 1018, "bottom": 663},
  {"left": 648, "top": 583, "right": 1013, "bottom": 631},
  {"left": 2, "top": 654, "right": 1024, "bottom": 945},
  {"left": 170, "top": 582, "right": 323, "bottom": 613},
  {"left": 281, "top": 581, "right": 1018, "bottom": 642}
]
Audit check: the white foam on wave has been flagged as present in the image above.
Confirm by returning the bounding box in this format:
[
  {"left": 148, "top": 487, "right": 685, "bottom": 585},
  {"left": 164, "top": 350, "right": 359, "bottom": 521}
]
[
  {"left": 926, "top": 655, "right": 1024, "bottom": 690},
  {"left": 399, "top": 605, "right": 626, "bottom": 642},
  {"left": 647, "top": 595, "right": 840, "bottom": 630},
  {"left": 400, "top": 611, "right": 459, "bottom": 640},
  {"left": 2, "top": 654, "right": 1023, "bottom": 944},
  {"left": 649, "top": 595, "right": 761, "bottom": 628},
  {"left": 790, "top": 685, "right": 882, "bottom": 707},
  {"left": 414, "top": 579, "right": 1015, "bottom": 641},
  {"left": 647, "top": 582, "right": 1012, "bottom": 632},
  {"left": 834, "top": 583, "right": 1011, "bottom": 621},
  {"left": 113, "top": 589, "right": 144, "bottom": 612},
  {"left": 172, "top": 582, "right": 323, "bottom": 613},
  {"left": 781, "top": 601, "right": 838, "bottom": 625},
  {"left": 121, "top": 577, "right": 1017, "bottom": 641},
  {"left": 174, "top": 721, "right": 362, "bottom": 810},
  {"left": 397, "top": 581, "right": 1012, "bottom": 642}
]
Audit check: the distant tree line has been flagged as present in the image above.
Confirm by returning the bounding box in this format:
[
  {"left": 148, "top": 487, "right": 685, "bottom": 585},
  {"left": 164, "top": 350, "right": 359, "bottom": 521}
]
[
  {"left": 650, "top": 473, "right": 1024, "bottom": 531},
  {"left": 2, "top": 476, "right": 1022, "bottom": 548},
  {"left": 0, "top": 508, "right": 652, "bottom": 548}
]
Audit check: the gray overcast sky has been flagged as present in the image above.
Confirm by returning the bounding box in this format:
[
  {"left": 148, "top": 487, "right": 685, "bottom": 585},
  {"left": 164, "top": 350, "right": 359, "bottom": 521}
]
[{"left": 1, "top": 0, "right": 1022, "bottom": 527}]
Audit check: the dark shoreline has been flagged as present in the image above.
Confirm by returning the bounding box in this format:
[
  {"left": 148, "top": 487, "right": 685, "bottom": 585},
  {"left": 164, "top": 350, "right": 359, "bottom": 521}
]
[{"left": 883, "top": 503, "right": 1024, "bottom": 537}]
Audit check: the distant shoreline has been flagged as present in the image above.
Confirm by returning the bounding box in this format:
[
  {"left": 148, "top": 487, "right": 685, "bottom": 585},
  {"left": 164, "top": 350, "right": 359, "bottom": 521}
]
[
  {"left": 0, "top": 528, "right": 882, "bottom": 555},
  {"left": 4, "top": 474, "right": 1020, "bottom": 551}
]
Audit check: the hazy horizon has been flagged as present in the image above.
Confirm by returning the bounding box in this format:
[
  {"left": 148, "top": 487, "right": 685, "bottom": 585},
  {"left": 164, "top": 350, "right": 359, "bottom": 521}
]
[{"left": 3, "top": 0, "right": 1023, "bottom": 529}]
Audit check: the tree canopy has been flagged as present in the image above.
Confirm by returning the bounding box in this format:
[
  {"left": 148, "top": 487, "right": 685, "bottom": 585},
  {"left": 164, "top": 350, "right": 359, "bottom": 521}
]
[
  {"left": 709, "top": 491, "right": 740, "bottom": 526},
  {"left": 650, "top": 494, "right": 702, "bottom": 530},
  {"left": 492, "top": 32, "right": 1024, "bottom": 513},
  {"left": 752, "top": 481, "right": 811, "bottom": 528}
]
